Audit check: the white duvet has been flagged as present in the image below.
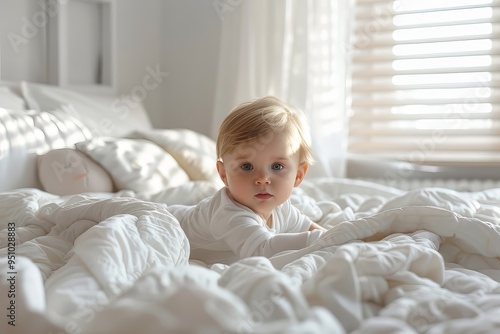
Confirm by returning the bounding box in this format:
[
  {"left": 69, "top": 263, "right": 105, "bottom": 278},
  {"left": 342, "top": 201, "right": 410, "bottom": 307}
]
[{"left": 1, "top": 179, "right": 499, "bottom": 334}]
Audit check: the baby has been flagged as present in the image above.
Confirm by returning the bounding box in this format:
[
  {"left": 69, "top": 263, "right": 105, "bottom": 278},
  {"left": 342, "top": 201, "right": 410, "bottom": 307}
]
[{"left": 168, "top": 96, "right": 325, "bottom": 265}]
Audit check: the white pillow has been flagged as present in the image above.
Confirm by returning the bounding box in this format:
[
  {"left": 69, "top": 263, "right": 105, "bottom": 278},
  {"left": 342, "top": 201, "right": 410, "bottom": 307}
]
[
  {"left": 132, "top": 129, "right": 223, "bottom": 187},
  {"left": 0, "top": 85, "right": 27, "bottom": 110},
  {"left": 75, "top": 137, "right": 190, "bottom": 193},
  {"left": 38, "top": 148, "right": 114, "bottom": 195},
  {"left": 0, "top": 108, "right": 92, "bottom": 191},
  {"left": 21, "top": 81, "right": 152, "bottom": 137}
]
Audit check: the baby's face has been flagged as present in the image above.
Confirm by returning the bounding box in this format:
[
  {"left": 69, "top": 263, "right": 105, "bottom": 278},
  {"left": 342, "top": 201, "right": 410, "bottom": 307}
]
[{"left": 217, "top": 131, "right": 307, "bottom": 223}]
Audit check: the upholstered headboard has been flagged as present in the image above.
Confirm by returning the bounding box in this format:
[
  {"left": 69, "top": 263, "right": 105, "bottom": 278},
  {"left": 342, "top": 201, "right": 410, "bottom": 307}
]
[{"left": 0, "top": 81, "right": 152, "bottom": 191}]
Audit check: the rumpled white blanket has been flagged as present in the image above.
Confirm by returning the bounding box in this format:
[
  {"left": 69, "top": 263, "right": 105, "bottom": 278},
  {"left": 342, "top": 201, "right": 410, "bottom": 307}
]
[
  {"left": 1, "top": 179, "right": 499, "bottom": 333},
  {"left": 0, "top": 190, "right": 188, "bottom": 334}
]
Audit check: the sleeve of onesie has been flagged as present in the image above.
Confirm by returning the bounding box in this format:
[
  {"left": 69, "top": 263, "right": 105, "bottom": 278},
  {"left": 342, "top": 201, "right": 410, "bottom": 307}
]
[
  {"left": 279, "top": 200, "right": 314, "bottom": 233},
  {"left": 210, "top": 204, "right": 323, "bottom": 259}
]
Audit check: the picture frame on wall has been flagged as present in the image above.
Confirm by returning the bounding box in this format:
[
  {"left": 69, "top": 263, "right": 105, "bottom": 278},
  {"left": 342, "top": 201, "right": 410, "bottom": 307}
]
[{"left": 47, "top": 0, "right": 116, "bottom": 94}]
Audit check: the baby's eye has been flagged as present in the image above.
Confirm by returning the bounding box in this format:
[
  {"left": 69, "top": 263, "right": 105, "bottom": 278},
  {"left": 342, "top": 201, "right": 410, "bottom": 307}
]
[
  {"left": 240, "top": 163, "right": 253, "bottom": 171},
  {"left": 271, "top": 163, "right": 284, "bottom": 170}
]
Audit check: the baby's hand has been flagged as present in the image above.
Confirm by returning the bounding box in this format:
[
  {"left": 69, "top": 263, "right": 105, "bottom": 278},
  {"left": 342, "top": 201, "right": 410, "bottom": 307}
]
[{"left": 309, "top": 221, "right": 327, "bottom": 232}]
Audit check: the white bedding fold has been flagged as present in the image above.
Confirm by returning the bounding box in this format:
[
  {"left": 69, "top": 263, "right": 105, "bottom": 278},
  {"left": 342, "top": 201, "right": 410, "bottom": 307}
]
[
  {"left": 0, "top": 191, "right": 189, "bottom": 333},
  {"left": 1, "top": 181, "right": 499, "bottom": 333}
]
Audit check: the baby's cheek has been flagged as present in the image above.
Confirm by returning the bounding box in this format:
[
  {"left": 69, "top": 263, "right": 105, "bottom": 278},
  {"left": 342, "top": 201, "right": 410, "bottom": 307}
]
[{"left": 275, "top": 170, "right": 297, "bottom": 181}]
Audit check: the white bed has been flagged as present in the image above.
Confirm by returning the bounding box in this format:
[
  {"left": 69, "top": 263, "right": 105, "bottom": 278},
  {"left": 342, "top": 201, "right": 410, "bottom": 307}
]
[{"left": 1, "top": 82, "right": 499, "bottom": 334}]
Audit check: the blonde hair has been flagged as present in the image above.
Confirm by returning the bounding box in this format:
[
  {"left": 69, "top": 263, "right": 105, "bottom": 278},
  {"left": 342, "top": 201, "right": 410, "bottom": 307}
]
[{"left": 216, "top": 96, "right": 315, "bottom": 165}]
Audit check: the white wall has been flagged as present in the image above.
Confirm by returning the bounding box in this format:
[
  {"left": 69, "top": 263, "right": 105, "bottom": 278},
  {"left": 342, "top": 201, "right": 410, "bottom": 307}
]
[
  {"left": 0, "top": 0, "right": 47, "bottom": 82},
  {"left": 113, "top": 0, "right": 163, "bottom": 129},
  {"left": 159, "top": 0, "right": 221, "bottom": 137},
  {"left": 0, "top": 0, "right": 222, "bottom": 138}
]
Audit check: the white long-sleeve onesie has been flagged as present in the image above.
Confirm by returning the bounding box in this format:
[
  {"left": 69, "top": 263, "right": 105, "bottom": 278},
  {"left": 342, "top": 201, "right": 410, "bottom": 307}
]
[{"left": 168, "top": 187, "right": 323, "bottom": 265}]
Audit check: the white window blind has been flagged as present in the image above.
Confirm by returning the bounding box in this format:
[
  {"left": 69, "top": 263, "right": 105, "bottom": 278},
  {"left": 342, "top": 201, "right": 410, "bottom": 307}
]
[{"left": 349, "top": 0, "right": 500, "bottom": 166}]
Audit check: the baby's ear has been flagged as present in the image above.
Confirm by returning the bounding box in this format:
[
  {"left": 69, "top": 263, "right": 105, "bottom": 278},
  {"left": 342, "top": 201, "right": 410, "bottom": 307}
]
[
  {"left": 216, "top": 160, "right": 228, "bottom": 186},
  {"left": 294, "top": 162, "right": 309, "bottom": 187}
]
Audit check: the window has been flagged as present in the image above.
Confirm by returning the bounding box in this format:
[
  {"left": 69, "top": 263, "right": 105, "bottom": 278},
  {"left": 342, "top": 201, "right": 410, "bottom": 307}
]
[{"left": 349, "top": 0, "right": 499, "bottom": 166}]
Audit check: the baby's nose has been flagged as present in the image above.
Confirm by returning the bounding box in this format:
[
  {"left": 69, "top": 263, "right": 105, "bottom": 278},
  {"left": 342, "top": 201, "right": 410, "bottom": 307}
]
[{"left": 255, "top": 171, "right": 271, "bottom": 185}]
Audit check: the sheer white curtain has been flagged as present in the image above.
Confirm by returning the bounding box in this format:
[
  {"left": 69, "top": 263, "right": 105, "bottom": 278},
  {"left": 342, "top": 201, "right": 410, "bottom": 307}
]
[{"left": 212, "top": 0, "right": 354, "bottom": 177}]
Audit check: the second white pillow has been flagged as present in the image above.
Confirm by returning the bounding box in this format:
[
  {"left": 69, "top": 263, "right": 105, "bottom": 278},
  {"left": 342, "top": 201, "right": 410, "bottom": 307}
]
[{"left": 75, "top": 137, "right": 190, "bottom": 193}]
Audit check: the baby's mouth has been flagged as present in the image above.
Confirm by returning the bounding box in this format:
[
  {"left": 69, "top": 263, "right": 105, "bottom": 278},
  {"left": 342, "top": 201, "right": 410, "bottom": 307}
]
[{"left": 255, "top": 192, "right": 273, "bottom": 200}]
